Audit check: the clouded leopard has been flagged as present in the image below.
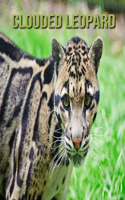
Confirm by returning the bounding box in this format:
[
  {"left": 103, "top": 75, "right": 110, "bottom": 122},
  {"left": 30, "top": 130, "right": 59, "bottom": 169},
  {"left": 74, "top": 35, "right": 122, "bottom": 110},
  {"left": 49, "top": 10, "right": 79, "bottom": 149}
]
[{"left": 0, "top": 33, "right": 103, "bottom": 200}]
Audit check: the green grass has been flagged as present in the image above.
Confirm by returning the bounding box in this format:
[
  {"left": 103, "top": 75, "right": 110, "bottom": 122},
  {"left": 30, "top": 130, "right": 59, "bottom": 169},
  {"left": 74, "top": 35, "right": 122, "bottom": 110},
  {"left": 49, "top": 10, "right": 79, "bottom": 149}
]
[{"left": 0, "top": 5, "right": 125, "bottom": 199}]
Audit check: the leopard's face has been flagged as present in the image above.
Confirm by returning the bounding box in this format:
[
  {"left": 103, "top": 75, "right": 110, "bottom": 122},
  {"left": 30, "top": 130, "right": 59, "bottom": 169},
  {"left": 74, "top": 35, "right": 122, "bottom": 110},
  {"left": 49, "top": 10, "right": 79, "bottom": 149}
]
[{"left": 52, "top": 37, "right": 103, "bottom": 167}]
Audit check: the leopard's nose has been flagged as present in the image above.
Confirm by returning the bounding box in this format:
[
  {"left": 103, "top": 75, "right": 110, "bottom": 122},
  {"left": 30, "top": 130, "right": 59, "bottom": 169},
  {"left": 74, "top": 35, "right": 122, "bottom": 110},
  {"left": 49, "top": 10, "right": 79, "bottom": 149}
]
[{"left": 72, "top": 138, "right": 82, "bottom": 151}]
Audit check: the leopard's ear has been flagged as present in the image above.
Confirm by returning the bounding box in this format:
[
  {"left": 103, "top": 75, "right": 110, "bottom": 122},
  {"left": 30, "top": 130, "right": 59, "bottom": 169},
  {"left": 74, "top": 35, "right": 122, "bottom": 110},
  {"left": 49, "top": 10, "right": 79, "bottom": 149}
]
[
  {"left": 51, "top": 37, "right": 65, "bottom": 77},
  {"left": 88, "top": 37, "right": 103, "bottom": 74}
]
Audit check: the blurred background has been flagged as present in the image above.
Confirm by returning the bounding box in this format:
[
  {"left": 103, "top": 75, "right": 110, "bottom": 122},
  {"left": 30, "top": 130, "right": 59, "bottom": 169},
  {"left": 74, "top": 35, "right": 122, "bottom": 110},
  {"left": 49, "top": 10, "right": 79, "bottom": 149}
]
[{"left": 0, "top": 0, "right": 125, "bottom": 199}]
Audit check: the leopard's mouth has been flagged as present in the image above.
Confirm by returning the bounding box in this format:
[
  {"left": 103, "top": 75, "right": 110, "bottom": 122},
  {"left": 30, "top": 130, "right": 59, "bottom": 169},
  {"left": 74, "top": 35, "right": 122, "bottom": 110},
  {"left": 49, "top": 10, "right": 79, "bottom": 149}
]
[
  {"left": 65, "top": 134, "right": 90, "bottom": 167},
  {"left": 67, "top": 148, "right": 89, "bottom": 167},
  {"left": 69, "top": 154, "right": 85, "bottom": 167}
]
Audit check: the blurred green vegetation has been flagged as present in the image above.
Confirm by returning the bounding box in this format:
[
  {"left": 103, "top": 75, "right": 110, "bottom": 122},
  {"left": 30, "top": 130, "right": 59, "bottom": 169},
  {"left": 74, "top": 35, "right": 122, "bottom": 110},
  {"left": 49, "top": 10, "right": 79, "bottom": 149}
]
[
  {"left": 0, "top": 0, "right": 125, "bottom": 199},
  {"left": 50, "top": 0, "right": 125, "bottom": 12},
  {"left": 85, "top": 0, "right": 125, "bottom": 13}
]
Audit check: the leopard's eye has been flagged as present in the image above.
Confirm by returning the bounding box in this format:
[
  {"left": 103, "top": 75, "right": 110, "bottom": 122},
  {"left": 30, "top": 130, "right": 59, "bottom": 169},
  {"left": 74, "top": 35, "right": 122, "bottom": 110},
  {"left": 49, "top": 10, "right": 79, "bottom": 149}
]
[
  {"left": 62, "top": 94, "right": 70, "bottom": 108},
  {"left": 84, "top": 94, "right": 92, "bottom": 107}
]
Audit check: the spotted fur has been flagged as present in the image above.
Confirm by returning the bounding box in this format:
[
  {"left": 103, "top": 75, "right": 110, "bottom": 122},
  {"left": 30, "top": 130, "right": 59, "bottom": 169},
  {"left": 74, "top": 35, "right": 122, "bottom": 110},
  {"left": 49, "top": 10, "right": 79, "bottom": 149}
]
[{"left": 0, "top": 33, "right": 103, "bottom": 200}]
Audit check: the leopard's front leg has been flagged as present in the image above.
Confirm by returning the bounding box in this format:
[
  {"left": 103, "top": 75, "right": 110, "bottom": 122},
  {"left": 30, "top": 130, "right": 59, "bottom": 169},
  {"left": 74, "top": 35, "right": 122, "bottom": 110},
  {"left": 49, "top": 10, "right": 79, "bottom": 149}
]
[
  {"left": 5, "top": 138, "right": 34, "bottom": 200},
  {"left": 6, "top": 160, "right": 31, "bottom": 200}
]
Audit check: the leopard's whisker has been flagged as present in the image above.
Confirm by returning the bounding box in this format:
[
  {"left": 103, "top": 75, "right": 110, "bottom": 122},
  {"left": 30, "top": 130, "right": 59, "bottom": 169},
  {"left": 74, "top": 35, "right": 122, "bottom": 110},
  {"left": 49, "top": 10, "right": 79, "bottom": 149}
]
[
  {"left": 98, "top": 108, "right": 111, "bottom": 116},
  {"left": 90, "top": 137, "right": 104, "bottom": 144},
  {"left": 53, "top": 145, "right": 65, "bottom": 161},
  {"left": 47, "top": 137, "right": 65, "bottom": 150},
  {"left": 52, "top": 134, "right": 63, "bottom": 139},
  {"left": 88, "top": 148, "right": 103, "bottom": 172},
  {"left": 89, "top": 144, "right": 110, "bottom": 160},
  {"left": 91, "top": 133, "right": 106, "bottom": 137},
  {"left": 53, "top": 149, "right": 66, "bottom": 172},
  {"left": 99, "top": 102, "right": 106, "bottom": 108},
  {"left": 50, "top": 142, "right": 64, "bottom": 155},
  {"left": 49, "top": 128, "right": 62, "bottom": 135},
  {"left": 49, "top": 144, "right": 65, "bottom": 172},
  {"left": 51, "top": 149, "right": 66, "bottom": 176},
  {"left": 47, "top": 140, "right": 62, "bottom": 151},
  {"left": 55, "top": 151, "right": 67, "bottom": 173},
  {"left": 49, "top": 145, "right": 65, "bottom": 176},
  {"left": 91, "top": 126, "right": 106, "bottom": 132},
  {"left": 88, "top": 149, "right": 100, "bottom": 167}
]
